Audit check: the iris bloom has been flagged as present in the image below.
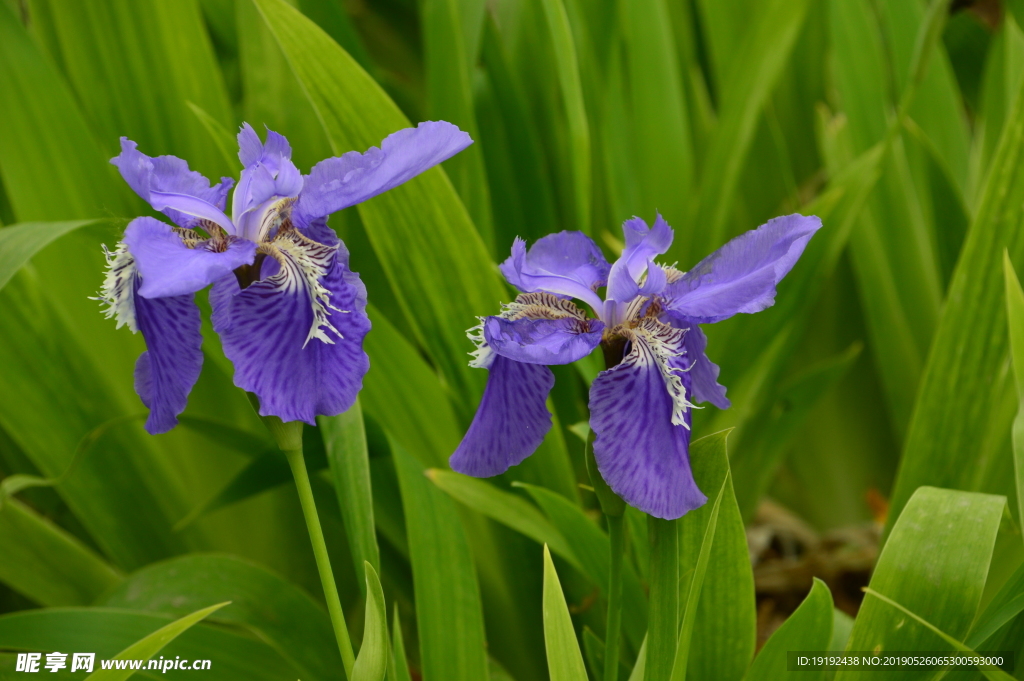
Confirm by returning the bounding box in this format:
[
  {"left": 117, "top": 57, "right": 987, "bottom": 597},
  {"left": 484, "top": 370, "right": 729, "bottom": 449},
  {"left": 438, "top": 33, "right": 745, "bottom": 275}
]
[
  {"left": 451, "top": 214, "right": 820, "bottom": 519},
  {"left": 98, "top": 122, "right": 471, "bottom": 434}
]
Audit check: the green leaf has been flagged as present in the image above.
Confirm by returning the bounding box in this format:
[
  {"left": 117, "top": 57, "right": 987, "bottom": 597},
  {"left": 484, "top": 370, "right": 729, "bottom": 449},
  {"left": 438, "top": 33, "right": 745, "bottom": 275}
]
[
  {"left": 422, "top": 0, "right": 493, "bottom": 247},
  {"left": 0, "top": 219, "right": 117, "bottom": 292},
  {"left": 667, "top": 475, "right": 724, "bottom": 681},
  {"left": 0, "top": 498, "right": 122, "bottom": 607},
  {"left": 352, "top": 561, "right": 388, "bottom": 681},
  {"left": 85, "top": 602, "right": 229, "bottom": 681},
  {"left": 686, "top": 0, "right": 812, "bottom": 257},
  {"left": 731, "top": 342, "right": 862, "bottom": 520},
  {"left": 615, "top": 0, "right": 693, "bottom": 228},
  {"left": 744, "top": 579, "right": 833, "bottom": 681},
  {"left": 967, "top": 556, "right": 1024, "bottom": 648},
  {"left": 861, "top": 588, "right": 1015, "bottom": 681},
  {"left": 392, "top": 439, "right": 489, "bottom": 681},
  {"left": 28, "top": 0, "right": 235, "bottom": 180},
  {"left": 0, "top": 607, "right": 298, "bottom": 680},
  {"left": 542, "top": 545, "right": 589, "bottom": 681},
  {"left": 888, "top": 50, "right": 1024, "bottom": 532},
  {"left": 320, "top": 400, "right": 381, "bottom": 587},
  {"left": 678, "top": 430, "right": 756, "bottom": 681},
  {"left": 1004, "top": 252, "right": 1024, "bottom": 527},
  {"left": 669, "top": 473, "right": 727, "bottom": 681},
  {"left": 538, "top": 0, "right": 591, "bottom": 233},
  {"left": 827, "top": 0, "right": 943, "bottom": 436},
  {"left": 515, "top": 482, "right": 648, "bottom": 652},
  {"left": 251, "top": 0, "right": 505, "bottom": 404},
  {"left": 0, "top": 1, "right": 134, "bottom": 222},
  {"left": 427, "top": 469, "right": 582, "bottom": 571},
  {"left": 836, "top": 487, "right": 1006, "bottom": 681},
  {"left": 627, "top": 637, "right": 647, "bottom": 681},
  {"left": 100, "top": 554, "right": 342, "bottom": 681},
  {"left": 361, "top": 306, "right": 462, "bottom": 468},
  {"left": 388, "top": 605, "right": 412, "bottom": 681},
  {"left": 830, "top": 610, "right": 854, "bottom": 652}
]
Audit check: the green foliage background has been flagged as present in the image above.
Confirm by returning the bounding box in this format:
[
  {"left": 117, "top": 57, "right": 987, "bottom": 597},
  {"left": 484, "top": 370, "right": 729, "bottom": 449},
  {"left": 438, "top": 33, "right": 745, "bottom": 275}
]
[{"left": 1, "top": 0, "right": 1024, "bottom": 679}]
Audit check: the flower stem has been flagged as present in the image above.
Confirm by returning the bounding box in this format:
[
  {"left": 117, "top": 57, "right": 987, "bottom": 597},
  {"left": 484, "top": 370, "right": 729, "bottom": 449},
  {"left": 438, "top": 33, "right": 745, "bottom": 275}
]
[
  {"left": 646, "top": 515, "right": 679, "bottom": 681},
  {"left": 604, "top": 512, "right": 625, "bottom": 681},
  {"left": 284, "top": 445, "right": 356, "bottom": 677}
]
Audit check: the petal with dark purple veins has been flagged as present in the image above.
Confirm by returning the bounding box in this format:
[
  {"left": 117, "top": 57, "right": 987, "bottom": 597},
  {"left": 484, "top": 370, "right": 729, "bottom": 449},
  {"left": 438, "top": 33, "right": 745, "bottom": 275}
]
[
  {"left": 112, "top": 137, "right": 234, "bottom": 231},
  {"left": 663, "top": 311, "right": 730, "bottom": 409},
  {"left": 123, "top": 217, "right": 256, "bottom": 298},
  {"left": 449, "top": 355, "right": 554, "bottom": 477},
  {"left": 664, "top": 214, "right": 821, "bottom": 323},
  {"left": 589, "top": 319, "right": 707, "bottom": 519},
  {"left": 96, "top": 243, "right": 203, "bottom": 434},
  {"left": 294, "top": 121, "right": 472, "bottom": 226},
  {"left": 498, "top": 232, "right": 608, "bottom": 311},
  {"left": 210, "top": 231, "right": 370, "bottom": 425},
  {"left": 606, "top": 215, "right": 673, "bottom": 302}
]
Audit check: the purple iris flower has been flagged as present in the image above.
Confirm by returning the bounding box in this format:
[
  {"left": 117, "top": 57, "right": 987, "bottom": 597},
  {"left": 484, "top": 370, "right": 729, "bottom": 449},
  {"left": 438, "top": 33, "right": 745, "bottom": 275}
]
[
  {"left": 450, "top": 214, "right": 821, "bottom": 519},
  {"left": 97, "top": 121, "right": 472, "bottom": 434}
]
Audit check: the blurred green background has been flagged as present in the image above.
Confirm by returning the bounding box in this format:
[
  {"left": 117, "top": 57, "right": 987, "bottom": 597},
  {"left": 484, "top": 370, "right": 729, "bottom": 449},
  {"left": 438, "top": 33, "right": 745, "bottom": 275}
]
[{"left": 1, "top": 0, "right": 1024, "bottom": 679}]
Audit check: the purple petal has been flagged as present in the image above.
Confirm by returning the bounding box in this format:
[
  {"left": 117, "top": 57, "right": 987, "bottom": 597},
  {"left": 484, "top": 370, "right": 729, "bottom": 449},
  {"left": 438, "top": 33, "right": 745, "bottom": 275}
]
[
  {"left": 589, "top": 320, "right": 707, "bottom": 519},
  {"left": 112, "top": 137, "right": 234, "bottom": 231},
  {"left": 293, "top": 121, "right": 473, "bottom": 225},
  {"left": 232, "top": 124, "right": 304, "bottom": 235},
  {"left": 450, "top": 355, "right": 554, "bottom": 477},
  {"left": 123, "top": 217, "right": 256, "bottom": 298},
  {"left": 484, "top": 315, "right": 604, "bottom": 365},
  {"left": 210, "top": 233, "right": 370, "bottom": 425},
  {"left": 606, "top": 215, "right": 673, "bottom": 302},
  {"left": 664, "top": 214, "right": 821, "bottom": 323},
  {"left": 498, "top": 232, "right": 609, "bottom": 311},
  {"left": 664, "top": 311, "right": 729, "bottom": 408},
  {"left": 135, "top": 291, "right": 204, "bottom": 434}
]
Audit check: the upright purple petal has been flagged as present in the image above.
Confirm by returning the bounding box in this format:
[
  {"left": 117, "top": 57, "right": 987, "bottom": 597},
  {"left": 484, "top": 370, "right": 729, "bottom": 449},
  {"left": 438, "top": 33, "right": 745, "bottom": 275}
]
[
  {"left": 123, "top": 217, "right": 256, "bottom": 298},
  {"left": 589, "top": 319, "right": 707, "bottom": 519},
  {"left": 606, "top": 215, "right": 673, "bottom": 302},
  {"left": 664, "top": 214, "right": 821, "bottom": 323},
  {"left": 112, "top": 138, "right": 234, "bottom": 231},
  {"left": 210, "top": 232, "right": 370, "bottom": 424},
  {"left": 450, "top": 355, "right": 554, "bottom": 477},
  {"left": 499, "top": 232, "right": 608, "bottom": 311},
  {"left": 663, "top": 311, "right": 730, "bottom": 409},
  {"left": 96, "top": 243, "right": 202, "bottom": 434},
  {"left": 293, "top": 121, "right": 472, "bottom": 225},
  {"left": 232, "top": 124, "right": 303, "bottom": 236}
]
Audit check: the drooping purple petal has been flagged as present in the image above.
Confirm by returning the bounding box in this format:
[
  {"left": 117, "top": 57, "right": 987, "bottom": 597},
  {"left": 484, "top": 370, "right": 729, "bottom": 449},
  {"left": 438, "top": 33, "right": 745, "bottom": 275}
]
[
  {"left": 96, "top": 243, "right": 203, "bottom": 433},
  {"left": 663, "top": 311, "right": 729, "bottom": 409},
  {"left": 134, "top": 291, "right": 205, "bottom": 434},
  {"left": 210, "top": 231, "right": 370, "bottom": 424},
  {"left": 498, "top": 232, "right": 608, "bottom": 311},
  {"left": 589, "top": 320, "right": 707, "bottom": 519},
  {"left": 606, "top": 215, "right": 673, "bottom": 302},
  {"left": 484, "top": 316, "right": 604, "bottom": 365},
  {"left": 664, "top": 214, "right": 821, "bottom": 323},
  {"left": 112, "top": 137, "right": 234, "bottom": 232},
  {"left": 450, "top": 355, "right": 554, "bottom": 477},
  {"left": 293, "top": 121, "right": 473, "bottom": 226},
  {"left": 123, "top": 217, "right": 256, "bottom": 298},
  {"left": 232, "top": 124, "right": 303, "bottom": 237}
]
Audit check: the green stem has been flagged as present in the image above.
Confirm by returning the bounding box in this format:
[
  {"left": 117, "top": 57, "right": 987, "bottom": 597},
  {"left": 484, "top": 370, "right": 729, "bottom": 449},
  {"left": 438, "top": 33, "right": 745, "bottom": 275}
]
[
  {"left": 285, "top": 447, "right": 356, "bottom": 677},
  {"left": 604, "top": 513, "right": 626, "bottom": 681},
  {"left": 646, "top": 516, "right": 679, "bottom": 681}
]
